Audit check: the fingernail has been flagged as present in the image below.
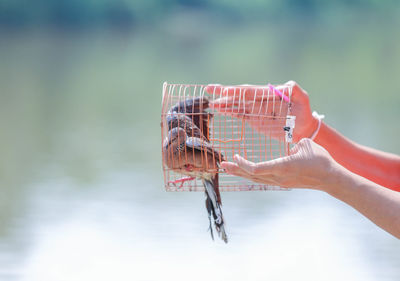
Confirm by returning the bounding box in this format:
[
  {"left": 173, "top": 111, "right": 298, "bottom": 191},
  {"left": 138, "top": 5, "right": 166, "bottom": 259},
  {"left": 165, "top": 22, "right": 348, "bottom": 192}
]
[{"left": 220, "top": 163, "right": 229, "bottom": 171}]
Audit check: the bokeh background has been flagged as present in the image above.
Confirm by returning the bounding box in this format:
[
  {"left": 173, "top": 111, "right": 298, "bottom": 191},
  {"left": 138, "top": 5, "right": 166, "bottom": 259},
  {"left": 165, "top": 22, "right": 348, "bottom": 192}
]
[{"left": 1, "top": 1, "right": 400, "bottom": 280}]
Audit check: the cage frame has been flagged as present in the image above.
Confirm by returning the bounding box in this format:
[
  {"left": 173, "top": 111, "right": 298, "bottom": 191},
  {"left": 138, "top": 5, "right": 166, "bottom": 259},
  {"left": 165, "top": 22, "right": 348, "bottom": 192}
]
[{"left": 161, "top": 82, "right": 295, "bottom": 192}]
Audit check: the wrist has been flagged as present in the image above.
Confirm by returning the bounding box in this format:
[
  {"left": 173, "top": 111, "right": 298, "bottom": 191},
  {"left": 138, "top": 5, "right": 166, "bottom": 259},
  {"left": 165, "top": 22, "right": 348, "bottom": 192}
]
[
  {"left": 301, "top": 114, "right": 319, "bottom": 140},
  {"left": 323, "top": 162, "right": 352, "bottom": 196}
]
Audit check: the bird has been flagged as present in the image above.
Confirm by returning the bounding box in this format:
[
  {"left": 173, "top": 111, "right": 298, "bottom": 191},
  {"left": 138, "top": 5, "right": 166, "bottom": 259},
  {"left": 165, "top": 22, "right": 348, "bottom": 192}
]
[
  {"left": 167, "top": 96, "right": 213, "bottom": 140},
  {"left": 166, "top": 96, "right": 218, "bottom": 192},
  {"left": 166, "top": 114, "right": 205, "bottom": 140},
  {"left": 164, "top": 99, "right": 211, "bottom": 188},
  {"left": 163, "top": 113, "right": 228, "bottom": 243}
]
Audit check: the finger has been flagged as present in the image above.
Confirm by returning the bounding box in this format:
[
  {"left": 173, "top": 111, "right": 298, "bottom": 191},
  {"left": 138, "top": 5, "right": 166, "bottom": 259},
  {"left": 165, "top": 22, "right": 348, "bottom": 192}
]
[
  {"left": 210, "top": 97, "right": 279, "bottom": 110},
  {"left": 209, "top": 83, "right": 293, "bottom": 103},
  {"left": 221, "top": 161, "right": 250, "bottom": 176},
  {"left": 205, "top": 84, "right": 224, "bottom": 95},
  {"left": 221, "top": 161, "right": 262, "bottom": 178},
  {"left": 232, "top": 155, "right": 257, "bottom": 174},
  {"left": 222, "top": 161, "right": 284, "bottom": 186},
  {"left": 205, "top": 84, "right": 257, "bottom": 95},
  {"left": 209, "top": 97, "right": 235, "bottom": 109},
  {"left": 222, "top": 162, "right": 269, "bottom": 183},
  {"left": 225, "top": 168, "right": 279, "bottom": 186},
  {"left": 207, "top": 85, "right": 280, "bottom": 102},
  {"left": 224, "top": 167, "right": 250, "bottom": 178},
  {"left": 214, "top": 106, "right": 287, "bottom": 119},
  {"left": 233, "top": 154, "right": 291, "bottom": 175}
]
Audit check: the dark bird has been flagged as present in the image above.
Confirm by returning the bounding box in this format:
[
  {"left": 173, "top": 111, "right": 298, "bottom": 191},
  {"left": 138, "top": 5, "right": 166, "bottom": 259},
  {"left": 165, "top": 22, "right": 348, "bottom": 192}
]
[
  {"left": 163, "top": 125, "right": 228, "bottom": 243},
  {"left": 166, "top": 114, "right": 204, "bottom": 140},
  {"left": 167, "top": 97, "right": 213, "bottom": 140}
]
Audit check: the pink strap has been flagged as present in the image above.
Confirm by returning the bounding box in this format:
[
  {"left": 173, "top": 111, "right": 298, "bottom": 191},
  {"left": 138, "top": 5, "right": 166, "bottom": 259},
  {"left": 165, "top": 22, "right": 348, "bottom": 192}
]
[{"left": 268, "top": 84, "right": 290, "bottom": 103}]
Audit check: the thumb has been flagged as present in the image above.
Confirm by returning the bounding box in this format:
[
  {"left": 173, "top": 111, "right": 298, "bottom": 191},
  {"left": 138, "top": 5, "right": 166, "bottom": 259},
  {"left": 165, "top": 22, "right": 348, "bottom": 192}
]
[{"left": 233, "top": 154, "right": 256, "bottom": 174}]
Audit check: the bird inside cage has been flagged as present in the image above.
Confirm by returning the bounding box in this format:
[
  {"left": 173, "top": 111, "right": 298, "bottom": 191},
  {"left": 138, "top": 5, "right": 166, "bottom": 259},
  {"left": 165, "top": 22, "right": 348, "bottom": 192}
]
[
  {"left": 162, "top": 95, "right": 228, "bottom": 243},
  {"left": 161, "top": 82, "right": 295, "bottom": 243}
]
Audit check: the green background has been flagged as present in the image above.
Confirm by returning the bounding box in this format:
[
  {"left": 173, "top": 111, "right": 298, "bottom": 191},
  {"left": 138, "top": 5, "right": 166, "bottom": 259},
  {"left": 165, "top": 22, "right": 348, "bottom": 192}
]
[{"left": 0, "top": 1, "right": 399, "bottom": 280}]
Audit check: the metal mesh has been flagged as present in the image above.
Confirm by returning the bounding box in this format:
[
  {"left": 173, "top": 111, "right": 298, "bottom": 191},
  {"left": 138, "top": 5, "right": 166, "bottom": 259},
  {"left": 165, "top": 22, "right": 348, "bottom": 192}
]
[{"left": 161, "top": 82, "right": 294, "bottom": 192}]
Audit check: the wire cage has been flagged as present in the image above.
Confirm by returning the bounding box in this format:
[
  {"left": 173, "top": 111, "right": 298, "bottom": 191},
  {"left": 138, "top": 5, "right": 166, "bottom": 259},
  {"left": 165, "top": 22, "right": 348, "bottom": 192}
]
[{"left": 161, "top": 82, "right": 295, "bottom": 192}]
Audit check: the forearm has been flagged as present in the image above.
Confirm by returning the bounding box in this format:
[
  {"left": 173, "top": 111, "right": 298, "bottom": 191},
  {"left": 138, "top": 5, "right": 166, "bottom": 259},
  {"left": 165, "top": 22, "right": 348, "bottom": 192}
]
[
  {"left": 325, "top": 165, "right": 400, "bottom": 239},
  {"left": 314, "top": 122, "right": 400, "bottom": 191}
]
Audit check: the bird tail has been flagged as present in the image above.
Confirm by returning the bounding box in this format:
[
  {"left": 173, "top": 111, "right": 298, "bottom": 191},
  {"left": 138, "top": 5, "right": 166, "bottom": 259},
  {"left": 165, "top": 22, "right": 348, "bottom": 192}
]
[{"left": 203, "top": 178, "right": 228, "bottom": 243}]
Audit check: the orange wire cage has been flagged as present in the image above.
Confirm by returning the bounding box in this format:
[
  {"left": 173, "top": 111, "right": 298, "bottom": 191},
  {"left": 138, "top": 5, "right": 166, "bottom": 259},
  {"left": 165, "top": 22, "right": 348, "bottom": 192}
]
[{"left": 161, "top": 82, "right": 295, "bottom": 192}]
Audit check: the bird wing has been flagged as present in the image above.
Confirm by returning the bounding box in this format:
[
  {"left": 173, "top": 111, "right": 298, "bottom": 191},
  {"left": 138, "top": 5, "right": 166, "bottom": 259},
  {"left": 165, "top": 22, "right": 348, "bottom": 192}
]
[
  {"left": 168, "top": 97, "right": 209, "bottom": 114},
  {"left": 168, "top": 97, "right": 213, "bottom": 140},
  {"left": 198, "top": 112, "right": 213, "bottom": 141},
  {"left": 166, "top": 113, "right": 204, "bottom": 139},
  {"left": 185, "top": 137, "right": 223, "bottom": 163}
]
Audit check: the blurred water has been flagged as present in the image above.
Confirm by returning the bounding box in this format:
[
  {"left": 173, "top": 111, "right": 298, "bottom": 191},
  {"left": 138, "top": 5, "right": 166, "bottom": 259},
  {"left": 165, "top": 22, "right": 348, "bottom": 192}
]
[{"left": 0, "top": 17, "right": 399, "bottom": 281}]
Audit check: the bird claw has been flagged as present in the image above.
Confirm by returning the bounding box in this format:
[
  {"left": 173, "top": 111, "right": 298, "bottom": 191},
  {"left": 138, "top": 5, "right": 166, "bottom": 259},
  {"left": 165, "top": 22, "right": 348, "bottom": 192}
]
[{"left": 168, "top": 176, "right": 196, "bottom": 188}]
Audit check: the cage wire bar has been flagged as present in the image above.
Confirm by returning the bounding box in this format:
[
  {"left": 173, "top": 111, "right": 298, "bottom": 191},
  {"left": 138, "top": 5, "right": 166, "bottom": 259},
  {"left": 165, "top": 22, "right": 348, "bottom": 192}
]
[{"left": 161, "top": 82, "right": 295, "bottom": 192}]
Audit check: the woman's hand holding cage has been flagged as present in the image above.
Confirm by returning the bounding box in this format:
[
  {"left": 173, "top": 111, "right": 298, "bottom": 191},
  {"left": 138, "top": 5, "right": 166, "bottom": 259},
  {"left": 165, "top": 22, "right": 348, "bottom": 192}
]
[
  {"left": 206, "top": 81, "right": 319, "bottom": 142},
  {"left": 220, "top": 138, "right": 338, "bottom": 191}
]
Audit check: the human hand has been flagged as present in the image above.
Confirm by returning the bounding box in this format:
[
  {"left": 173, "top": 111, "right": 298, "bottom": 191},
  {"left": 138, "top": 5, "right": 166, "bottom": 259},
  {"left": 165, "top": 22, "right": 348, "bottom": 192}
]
[
  {"left": 205, "top": 81, "right": 318, "bottom": 142},
  {"left": 220, "top": 138, "right": 339, "bottom": 191}
]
